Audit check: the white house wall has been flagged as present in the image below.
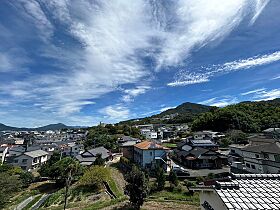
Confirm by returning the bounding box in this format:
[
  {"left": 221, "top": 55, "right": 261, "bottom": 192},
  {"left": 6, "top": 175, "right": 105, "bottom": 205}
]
[{"left": 200, "top": 191, "right": 227, "bottom": 210}]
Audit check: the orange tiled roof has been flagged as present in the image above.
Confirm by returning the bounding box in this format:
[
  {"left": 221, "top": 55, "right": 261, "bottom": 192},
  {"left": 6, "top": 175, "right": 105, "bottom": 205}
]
[{"left": 134, "top": 140, "right": 169, "bottom": 150}]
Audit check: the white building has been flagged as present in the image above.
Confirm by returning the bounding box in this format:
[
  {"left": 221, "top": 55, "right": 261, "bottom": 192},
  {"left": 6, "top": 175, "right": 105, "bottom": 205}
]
[
  {"left": 145, "top": 131, "right": 158, "bottom": 140},
  {"left": 192, "top": 174, "right": 280, "bottom": 210},
  {"left": 0, "top": 147, "right": 8, "bottom": 164},
  {"left": 140, "top": 129, "right": 151, "bottom": 136},
  {"left": 133, "top": 141, "right": 169, "bottom": 169},
  {"left": 241, "top": 142, "right": 280, "bottom": 174},
  {"left": 10, "top": 150, "right": 49, "bottom": 171}
]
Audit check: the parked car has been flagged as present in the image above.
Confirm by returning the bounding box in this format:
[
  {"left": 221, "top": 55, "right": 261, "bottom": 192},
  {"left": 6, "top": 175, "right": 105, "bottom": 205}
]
[{"left": 172, "top": 165, "right": 190, "bottom": 176}]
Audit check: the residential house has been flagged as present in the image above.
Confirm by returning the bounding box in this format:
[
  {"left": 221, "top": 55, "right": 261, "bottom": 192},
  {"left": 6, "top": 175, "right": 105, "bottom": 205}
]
[
  {"left": 263, "top": 127, "right": 280, "bottom": 138},
  {"left": 0, "top": 147, "right": 8, "bottom": 164},
  {"left": 140, "top": 129, "right": 151, "bottom": 136},
  {"left": 145, "top": 131, "right": 158, "bottom": 140},
  {"left": 177, "top": 139, "right": 218, "bottom": 151},
  {"left": 8, "top": 149, "right": 49, "bottom": 170},
  {"left": 241, "top": 142, "right": 280, "bottom": 174},
  {"left": 57, "top": 142, "right": 84, "bottom": 157},
  {"left": 118, "top": 136, "right": 140, "bottom": 160},
  {"left": 133, "top": 141, "right": 169, "bottom": 169},
  {"left": 173, "top": 147, "right": 227, "bottom": 169},
  {"left": 192, "top": 174, "right": 280, "bottom": 210},
  {"left": 173, "top": 139, "right": 227, "bottom": 169},
  {"left": 75, "top": 146, "right": 111, "bottom": 166}
]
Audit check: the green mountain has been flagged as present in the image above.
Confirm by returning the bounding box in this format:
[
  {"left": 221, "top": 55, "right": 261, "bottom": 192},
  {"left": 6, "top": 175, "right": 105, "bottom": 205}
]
[
  {"left": 120, "top": 102, "right": 215, "bottom": 125},
  {"left": 192, "top": 98, "right": 280, "bottom": 132},
  {"left": 0, "top": 123, "right": 75, "bottom": 131}
]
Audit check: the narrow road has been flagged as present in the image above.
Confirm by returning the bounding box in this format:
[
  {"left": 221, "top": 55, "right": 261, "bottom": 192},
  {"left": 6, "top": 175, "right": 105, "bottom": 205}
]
[
  {"left": 14, "top": 196, "right": 35, "bottom": 210},
  {"left": 31, "top": 194, "right": 51, "bottom": 210}
]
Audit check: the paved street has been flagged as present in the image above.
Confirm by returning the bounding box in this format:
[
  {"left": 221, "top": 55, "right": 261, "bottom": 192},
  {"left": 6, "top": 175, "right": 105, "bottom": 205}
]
[{"left": 187, "top": 166, "right": 230, "bottom": 178}]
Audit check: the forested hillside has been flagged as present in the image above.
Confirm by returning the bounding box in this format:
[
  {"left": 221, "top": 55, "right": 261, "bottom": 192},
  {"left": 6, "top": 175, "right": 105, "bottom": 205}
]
[
  {"left": 121, "top": 102, "right": 215, "bottom": 125},
  {"left": 191, "top": 98, "right": 280, "bottom": 132}
]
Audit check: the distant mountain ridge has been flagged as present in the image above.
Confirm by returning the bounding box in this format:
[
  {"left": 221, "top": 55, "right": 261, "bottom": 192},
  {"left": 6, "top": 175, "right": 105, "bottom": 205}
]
[
  {"left": 120, "top": 102, "right": 215, "bottom": 125},
  {"left": 0, "top": 123, "right": 79, "bottom": 131},
  {"left": 120, "top": 98, "right": 280, "bottom": 126}
]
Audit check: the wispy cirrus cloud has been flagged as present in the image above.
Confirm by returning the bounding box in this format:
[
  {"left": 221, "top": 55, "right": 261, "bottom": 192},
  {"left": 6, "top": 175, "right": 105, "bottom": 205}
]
[
  {"left": 0, "top": 0, "right": 271, "bottom": 126},
  {"left": 241, "top": 88, "right": 266, "bottom": 96},
  {"left": 160, "top": 106, "right": 176, "bottom": 112},
  {"left": 244, "top": 88, "right": 280, "bottom": 101},
  {"left": 271, "top": 75, "right": 280, "bottom": 80},
  {"left": 169, "top": 51, "right": 280, "bottom": 86},
  {"left": 200, "top": 96, "right": 238, "bottom": 107}
]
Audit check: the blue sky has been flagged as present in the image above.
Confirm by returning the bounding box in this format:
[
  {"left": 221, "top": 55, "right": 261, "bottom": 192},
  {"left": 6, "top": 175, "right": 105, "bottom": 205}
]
[{"left": 0, "top": 0, "right": 280, "bottom": 127}]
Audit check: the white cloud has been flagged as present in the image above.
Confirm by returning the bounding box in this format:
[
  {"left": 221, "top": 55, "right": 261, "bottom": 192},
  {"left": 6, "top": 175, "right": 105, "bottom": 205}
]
[
  {"left": 241, "top": 88, "right": 265, "bottom": 96},
  {"left": 99, "top": 105, "right": 131, "bottom": 122},
  {"left": 0, "top": 50, "right": 29, "bottom": 72},
  {"left": 199, "top": 97, "right": 217, "bottom": 105},
  {"left": 200, "top": 96, "right": 238, "bottom": 107},
  {"left": 0, "top": 0, "right": 271, "bottom": 125},
  {"left": 169, "top": 51, "right": 280, "bottom": 86},
  {"left": 252, "top": 88, "right": 280, "bottom": 101},
  {"left": 167, "top": 76, "right": 209, "bottom": 87},
  {"left": 122, "top": 86, "right": 151, "bottom": 102},
  {"left": 160, "top": 106, "right": 176, "bottom": 112},
  {"left": 271, "top": 75, "right": 280, "bottom": 80},
  {"left": 155, "top": 0, "right": 270, "bottom": 68}
]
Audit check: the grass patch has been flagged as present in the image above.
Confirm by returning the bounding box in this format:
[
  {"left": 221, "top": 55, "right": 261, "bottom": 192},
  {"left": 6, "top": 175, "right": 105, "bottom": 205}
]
[
  {"left": 162, "top": 143, "right": 177, "bottom": 148},
  {"left": 84, "top": 196, "right": 127, "bottom": 210},
  {"left": 22, "top": 194, "right": 43, "bottom": 210},
  {"left": 6, "top": 189, "right": 40, "bottom": 210},
  {"left": 107, "top": 178, "right": 122, "bottom": 197},
  {"left": 43, "top": 189, "right": 64, "bottom": 207},
  {"left": 149, "top": 190, "right": 199, "bottom": 205}
]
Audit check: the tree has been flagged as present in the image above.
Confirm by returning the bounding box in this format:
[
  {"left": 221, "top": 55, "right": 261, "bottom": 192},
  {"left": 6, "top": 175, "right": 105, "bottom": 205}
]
[
  {"left": 0, "top": 172, "right": 21, "bottom": 208},
  {"left": 79, "top": 166, "right": 110, "bottom": 189},
  {"left": 39, "top": 151, "right": 61, "bottom": 177},
  {"left": 169, "top": 170, "right": 179, "bottom": 188},
  {"left": 20, "top": 171, "right": 35, "bottom": 187},
  {"left": 125, "top": 166, "right": 149, "bottom": 209},
  {"left": 93, "top": 153, "right": 105, "bottom": 166},
  {"left": 155, "top": 166, "right": 166, "bottom": 191},
  {"left": 54, "top": 158, "right": 81, "bottom": 210}
]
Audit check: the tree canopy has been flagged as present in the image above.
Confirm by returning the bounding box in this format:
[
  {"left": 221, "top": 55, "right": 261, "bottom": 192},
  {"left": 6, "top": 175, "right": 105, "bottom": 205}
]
[
  {"left": 79, "top": 166, "right": 110, "bottom": 189},
  {"left": 125, "top": 166, "right": 149, "bottom": 209},
  {"left": 192, "top": 99, "right": 280, "bottom": 133}
]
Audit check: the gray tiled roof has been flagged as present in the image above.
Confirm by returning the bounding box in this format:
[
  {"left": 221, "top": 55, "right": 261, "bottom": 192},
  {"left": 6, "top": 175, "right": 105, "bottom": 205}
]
[
  {"left": 86, "top": 146, "right": 110, "bottom": 159},
  {"left": 75, "top": 154, "right": 96, "bottom": 165},
  {"left": 24, "top": 150, "right": 49, "bottom": 158},
  {"left": 242, "top": 142, "right": 280, "bottom": 154},
  {"left": 215, "top": 174, "right": 280, "bottom": 210},
  {"left": 190, "top": 139, "right": 217, "bottom": 147}
]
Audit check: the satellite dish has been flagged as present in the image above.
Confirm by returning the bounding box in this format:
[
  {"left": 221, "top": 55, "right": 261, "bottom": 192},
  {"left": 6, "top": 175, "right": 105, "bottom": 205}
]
[{"left": 182, "top": 145, "right": 192, "bottom": 151}]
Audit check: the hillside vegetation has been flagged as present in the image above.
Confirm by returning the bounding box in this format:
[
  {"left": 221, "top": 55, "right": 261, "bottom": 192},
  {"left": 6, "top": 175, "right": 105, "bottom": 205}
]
[
  {"left": 192, "top": 99, "right": 280, "bottom": 133},
  {"left": 121, "top": 102, "right": 215, "bottom": 125}
]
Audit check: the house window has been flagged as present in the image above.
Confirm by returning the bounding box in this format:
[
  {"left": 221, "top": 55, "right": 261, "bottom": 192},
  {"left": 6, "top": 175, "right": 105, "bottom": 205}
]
[
  {"left": 251, "top": 165, "right": 256, "bottom": 169},
  {"left": 150, "top": 152, "right": 153, "bottom": 156},
  {"left": 33, "top": 158, "right": 38, "bottom": 163},
  {"left": 274, "top": 155, "right": 280, "bottom": 162},
  {"left": 264, "top": 153, "right": 269, "bottom": 159},
  {"left": 246, "top": 163, "right": 250, "bottom": 168},
  {"left": 231, "top": 149, "right": 236, "bottom": 153},
  {"left": 14, "top": 159, "right": 18, "bottom": 163},
  {"left": 22, "top": 159, "right": 28, "bottom": 163},
  {"left": 255, "top": 154, "right": 260, "bottom": 158}
]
